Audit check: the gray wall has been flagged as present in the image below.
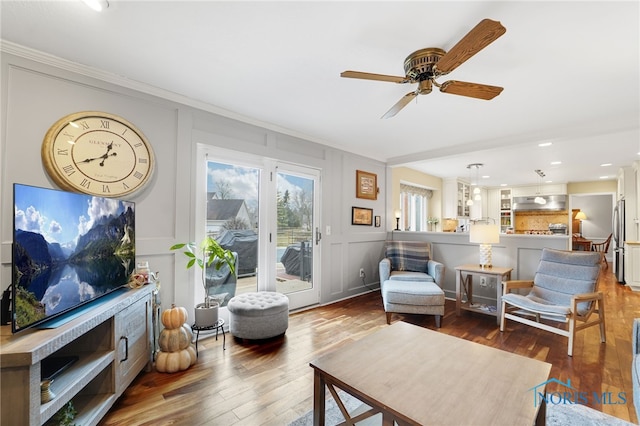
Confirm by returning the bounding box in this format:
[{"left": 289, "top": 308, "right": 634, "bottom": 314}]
[{"left": 0, "top": 47, "right": 386, "bottom": 315}]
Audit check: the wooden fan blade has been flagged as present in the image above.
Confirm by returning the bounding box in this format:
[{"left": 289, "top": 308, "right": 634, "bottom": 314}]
[
  {"left": 341, "top": 70, "right": 409, "bottom": 84},
  {"left": 381, "top": 91, "right": 418, "bottom": 119},
  {"left": 439, "top": 80, "right": 503, "bottom": 100},
  {"left": 436, "top": 19, "right": 506, "bottom": 74}
]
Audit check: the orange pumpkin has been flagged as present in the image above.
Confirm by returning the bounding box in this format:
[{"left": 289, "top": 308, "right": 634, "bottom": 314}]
[{"left": 161, "top": 304, "right": 188, "bottom": 329}]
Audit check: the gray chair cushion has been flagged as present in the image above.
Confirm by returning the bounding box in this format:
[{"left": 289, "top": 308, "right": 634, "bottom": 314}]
[
  {"left": 389, "top": 271, "right": 436, "bottom": 282},
  {"left": 382, "top": 280, "right": 444, "bottom": 306},
  {"left": 528, "top": 248, "right": 600, "bottom": 315}
]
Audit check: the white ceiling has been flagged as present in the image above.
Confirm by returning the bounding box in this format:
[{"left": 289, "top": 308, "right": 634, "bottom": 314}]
[{"left": 1, "top": 1, "right": 638, "bottom": 187}]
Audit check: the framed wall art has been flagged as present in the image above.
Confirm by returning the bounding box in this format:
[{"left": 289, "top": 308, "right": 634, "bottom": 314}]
[
  {"left": 352, "top": 207, "right": 373, "bottom": 226},
  {"left": 356, "top": 170, "right": 377, "bottom": 200}
]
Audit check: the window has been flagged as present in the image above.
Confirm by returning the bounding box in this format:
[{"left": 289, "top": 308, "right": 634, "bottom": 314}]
[{"left": 399, "top": 183, "right": 433, "bottom": 231}]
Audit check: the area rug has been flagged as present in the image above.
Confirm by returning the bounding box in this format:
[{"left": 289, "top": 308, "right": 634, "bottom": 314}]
[
  {"left": 289, "top": 392, "right": 635, "bottom": 426},
  {"left": 288, "top": 391, "right": 378, "bottom": 426}
]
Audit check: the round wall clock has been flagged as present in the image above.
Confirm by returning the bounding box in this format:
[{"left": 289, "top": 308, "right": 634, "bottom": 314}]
[{"left": 41, "top": 111, "right": 155, "bottom": 198}]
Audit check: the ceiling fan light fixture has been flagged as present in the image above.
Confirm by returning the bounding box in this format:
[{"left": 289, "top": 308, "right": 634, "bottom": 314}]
[{"left": 340, "top": 19, "right": 506, "bottom": 117}]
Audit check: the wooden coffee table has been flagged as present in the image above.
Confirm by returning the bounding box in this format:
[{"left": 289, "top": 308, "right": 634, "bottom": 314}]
[{"left": 310, "top": 322, "right": 551, "bottom": 425}]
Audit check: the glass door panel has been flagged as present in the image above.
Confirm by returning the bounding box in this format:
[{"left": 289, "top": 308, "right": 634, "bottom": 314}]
[
  {"left": 274, "top": 166, "right": 320, "bottom": 308},
  {"left": 205, "top": 160, "right": 260, "bottom": 302}
]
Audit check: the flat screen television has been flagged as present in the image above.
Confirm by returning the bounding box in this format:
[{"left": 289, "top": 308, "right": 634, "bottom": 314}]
[{"left": 12, "top": 183, "right": 135, "bottom": 333}]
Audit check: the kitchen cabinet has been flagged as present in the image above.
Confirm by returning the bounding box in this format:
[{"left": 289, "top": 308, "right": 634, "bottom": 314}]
[
  {"left": 511, "top": 184, "right": 567, "bottom": 197},
  {"left": 499, "top": 188, "right": 513, "bottom": 233},
  {"left": 626, "top": 242, "right": 640, "bottom": 290},
  {"left": 619, "top": 166, "right": 639, "bottom": 242},
  {"left": 443, "top": 178, "right": 470, "bottom": 218}
]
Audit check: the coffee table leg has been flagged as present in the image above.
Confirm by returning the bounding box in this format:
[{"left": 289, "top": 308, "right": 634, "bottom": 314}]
[
  {"left": 313, "top": 370, "right": 326, "bottom": 426},
  {"left": 382, "top": 412, "right": 394, "bottom": 426}
]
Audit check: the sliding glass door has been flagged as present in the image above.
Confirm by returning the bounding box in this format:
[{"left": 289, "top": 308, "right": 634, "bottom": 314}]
[{"left": 197, "top": 146, "right": 320, "bottom": 310}]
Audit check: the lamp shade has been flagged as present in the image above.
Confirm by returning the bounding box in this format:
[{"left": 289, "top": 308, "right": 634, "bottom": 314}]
[
  {"left": 575, "top": 211, "right": 587, "bottom": 220},
  {"left": 469, "top": 224, "right": 500, "bottom": 244}
]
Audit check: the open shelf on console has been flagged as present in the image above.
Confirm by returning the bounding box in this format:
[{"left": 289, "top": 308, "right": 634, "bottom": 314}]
[
  {"left": 40, "top": 350, "right": 115, "bottom": 422},
  {"left": 1, "top": 285, "right": 154, "bottom": 426}
]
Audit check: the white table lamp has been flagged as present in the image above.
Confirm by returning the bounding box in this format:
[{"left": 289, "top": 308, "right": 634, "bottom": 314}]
[{"left": 470, "top": 224, "right": 500, "bottom": 268}]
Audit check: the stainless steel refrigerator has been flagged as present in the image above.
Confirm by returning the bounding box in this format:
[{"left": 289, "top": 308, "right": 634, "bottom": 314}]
[{"left": 613, "top": 198, "right": 626, "bottom": 283}]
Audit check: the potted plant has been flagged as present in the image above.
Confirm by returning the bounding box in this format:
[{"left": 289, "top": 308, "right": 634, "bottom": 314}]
[{"left": 170, "top": 236, "right": 236, "bottom": 327}]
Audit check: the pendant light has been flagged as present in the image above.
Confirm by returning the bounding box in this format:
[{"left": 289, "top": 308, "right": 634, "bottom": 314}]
[
  {"left": 467, "top": 163, "right": 483, "bottom": 205},
  {"left": 534, "top": 169, "right": 547, "bottom": 204}
]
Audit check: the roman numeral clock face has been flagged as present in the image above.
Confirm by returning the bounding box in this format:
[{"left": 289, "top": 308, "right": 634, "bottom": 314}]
[{"left": 41, "top": 112, "right": 154, "bottom": 197}]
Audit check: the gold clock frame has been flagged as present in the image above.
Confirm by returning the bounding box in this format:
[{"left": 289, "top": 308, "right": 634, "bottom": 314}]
[{"left": 41, "top": 111, "right": 155, "bottom": 198}]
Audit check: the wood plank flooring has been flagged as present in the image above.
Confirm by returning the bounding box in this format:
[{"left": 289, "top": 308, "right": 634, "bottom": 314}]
[{"left": 100, "top": 267, "right": 639, "bottom": 425}]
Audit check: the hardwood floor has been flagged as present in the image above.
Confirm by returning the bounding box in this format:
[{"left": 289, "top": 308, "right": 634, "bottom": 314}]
[{"left": 100, "top": 267, "right": 639, "bottom": 425}]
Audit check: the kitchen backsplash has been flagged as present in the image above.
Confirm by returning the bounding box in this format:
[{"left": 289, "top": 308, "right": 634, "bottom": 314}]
[{"left": 514, "top": 211, "right": 569, "bottom": 234}]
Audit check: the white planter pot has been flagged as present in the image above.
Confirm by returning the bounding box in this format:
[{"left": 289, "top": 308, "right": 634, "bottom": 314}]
[{"left": 194, "top": 301, "right": 219, "bottom": 327}]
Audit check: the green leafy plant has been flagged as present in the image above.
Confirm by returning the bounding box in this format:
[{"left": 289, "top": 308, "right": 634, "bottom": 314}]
[
  {"left": 170, "top": 236, "right": 236, "bottom": 307},
  {"left": 47, "top": 401, "right": 77, "bottom": 426}
]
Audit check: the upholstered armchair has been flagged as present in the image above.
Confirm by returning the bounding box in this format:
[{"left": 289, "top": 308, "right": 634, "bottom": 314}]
[
  {"left": 379, "top": 241, "right": 445, "bottom": 327},
  {"left": 500, "top": 248, "right": 604, "bottom": 356}
]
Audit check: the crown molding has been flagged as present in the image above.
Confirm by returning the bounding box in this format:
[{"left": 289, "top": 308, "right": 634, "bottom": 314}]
[{"left": 0, "top": 40, "right": 336, "bottom": 150}]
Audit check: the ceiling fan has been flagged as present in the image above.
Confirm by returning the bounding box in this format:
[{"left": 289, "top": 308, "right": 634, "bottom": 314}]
[{"left": 341, "top": 19, "right": 506, "bottom": 119}]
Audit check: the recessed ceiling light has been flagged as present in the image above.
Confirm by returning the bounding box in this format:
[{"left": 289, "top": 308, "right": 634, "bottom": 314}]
[
  {"left": 545, "top": 180, "right": 553, "bottom": 183},
  {"left": 600, "top": 163, "right": 612, "bottom": 167},
  {"left": 538, "top": 142, "right": 552, "bottom": 147},
  {"left": 600, "top": 176, "right": 610, "bottom": 179},
  {"left": 500, "top": 183, "right": 508, "bottom": 187},
  {"left": 550, "top": 161, "right": 562, "bottom": 165},
  {"left": 482, "top": 175, "right": 490, "bottom": 179},
  {"left": 82, "top": 0, "right": 109, "bottom": 12}
]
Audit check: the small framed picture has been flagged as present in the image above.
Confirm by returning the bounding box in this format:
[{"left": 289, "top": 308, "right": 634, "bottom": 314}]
[
  {"left": 356, "top": 170, "right": 377, "bottom": 200},
  {"left": 352, "top": 207, "right": 373, "bottom": 226},
  {"left": 375, "top": 215, "right": 381, "bottom": 227}
]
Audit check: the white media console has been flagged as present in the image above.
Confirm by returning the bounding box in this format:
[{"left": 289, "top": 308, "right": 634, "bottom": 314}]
[{"left": 0, "top": 284, "right": 154, "bottom": 425}]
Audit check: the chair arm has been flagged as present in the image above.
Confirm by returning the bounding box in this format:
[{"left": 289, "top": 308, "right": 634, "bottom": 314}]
[
  {"left": 427, "top": 260, "right": 445, "bottom": 287},
  {"left": 572, "top": 291, "right": 603, "bottom": 303},
  {"left": 379, "top": 258, "right": 391, "bottom": 283},
  {"left": 502, "top": 280, "right": 534, "bottom": 295}
]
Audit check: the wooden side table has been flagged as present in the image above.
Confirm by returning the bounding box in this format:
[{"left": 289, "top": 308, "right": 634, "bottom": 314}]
[{"left": 455, "top": 264, "right": 513, "bottom": 324}]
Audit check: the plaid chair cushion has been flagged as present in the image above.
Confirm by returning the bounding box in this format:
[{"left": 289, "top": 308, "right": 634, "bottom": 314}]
[{"left": 385, "top": 241, "right": 430, "bottom": 273}]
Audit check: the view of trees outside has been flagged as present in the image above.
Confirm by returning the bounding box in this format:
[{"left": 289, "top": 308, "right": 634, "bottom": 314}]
[
  {"left": 206, "top": 162, "right": 259, "bottom": 232},
  {"left": 205, "top": 161, "right": 313, "bottom": 245},
  {"left": 276, "top": 173, "right": 313, "bottom": 246}
]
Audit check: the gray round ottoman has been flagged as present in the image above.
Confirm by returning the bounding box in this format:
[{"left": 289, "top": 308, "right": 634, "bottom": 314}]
[{"left": 227, "top": 291, "right": 289, "bottom": 340}]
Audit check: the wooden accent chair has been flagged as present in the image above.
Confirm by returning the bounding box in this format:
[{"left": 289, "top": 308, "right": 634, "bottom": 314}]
[
  {"left": 591, "top": 233, "right": 613, "bottom": 269},
  {"left": 500, "top": 248, "right": 605, "bottom": 356}
]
